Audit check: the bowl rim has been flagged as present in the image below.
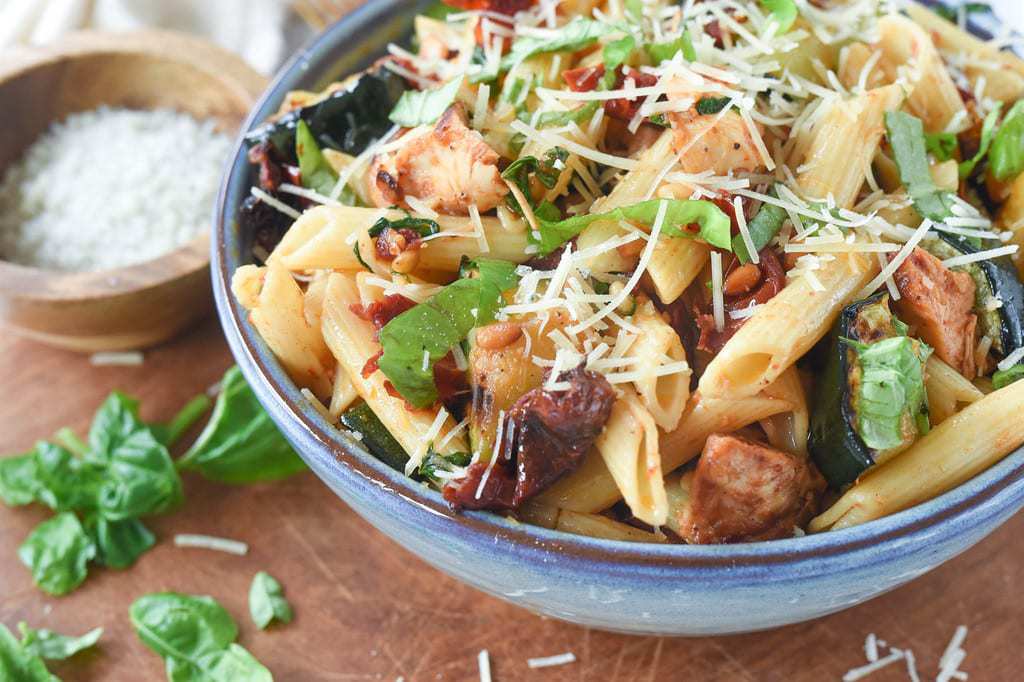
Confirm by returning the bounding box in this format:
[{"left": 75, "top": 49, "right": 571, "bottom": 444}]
[
  {"left": 0, "top": 30, "right": 266, "bottom": 300},
  {"left": 212, "top": 0, "right": 1024, "bottom": 568}
]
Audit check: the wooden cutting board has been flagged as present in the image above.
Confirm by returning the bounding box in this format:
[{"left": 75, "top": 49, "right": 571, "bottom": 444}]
[{"left": 1, "top": 318, "right": 1021, "bottom": 681}]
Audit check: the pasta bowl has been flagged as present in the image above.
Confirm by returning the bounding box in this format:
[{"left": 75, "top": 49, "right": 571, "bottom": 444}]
[{"left": 213, "top": 0, "right": 1024, "bottom": 634}]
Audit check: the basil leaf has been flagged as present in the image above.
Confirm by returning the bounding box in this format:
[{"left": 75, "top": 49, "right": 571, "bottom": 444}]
[
  {"left": 368, "top": 216, "right": 439, "bottom": 238},
  {"left": 602, "top": 35, "right": 635, "bottom": 74},
  {"left": 19, "top": 623, "right": 102, "bottom": 660},
  {"left": 0, "top": 451, "right": 43, "bottom": 506},
  {"left": 353, "top": 241, "right": 371, "bottom": 271},
  {"left": 149, "top": 395, "right": 212, "bottom": 449},
  {"left": 18, "top": 512, "right": 96, "bottom": 596},
  {"left": 993, "top": 364, "right": 1024, "bottom": 389},
  {"left": 178, "top": 366, "right": 305, "bottom": 484},
  {"left": 0, "top": 442, "right": 104, "bottom": 512},
  {"left": 378, "top": 259, "right": 519, "bottom": 407},
  {"left": 925, "top": 131, "right": 958, "bottom": 162},
  {"left": 695, "top": 96, "right": 731, "bottom": 115},
  {"left": 733, "top": 197, "right": 788, "bottom": 263},
  {"left": 646, "top": 31, "right": 696, "bottom": 63},
  {"left": 88, "top": 516, "right": 155, "bottom": 569},
  {"left": 0, "top": 624, "right": 55, "bottom": 682},
  {"left": 502, "top": 18, "right": 611, "bottom": 70},
  {"left": 885, "top": 111, "right": 955, "bottom": 221},
  {"left": 86, "top": 393, "right": 183, "bottom": 520},
  {"left": 761, "top": 0, "right": 798, "bottom": 33},
  {"left": 532, "top": 199, "right": 732, "bottom": 256},
  {"left": 295, "top": 119, "right": 340, "bottom": 197},
  {"left": 501, "top": 147, "right": 568, "bottom": 215},
  {"left": 389, "top": 76, "right": 463, "bottom": 127},
  {"left": 249, "top": 572, "right": 293, "bottom": 629},
  {"left": 849, "top": 335, "right": 932, "bottom": 451},
  {"left": 989, "top": 100, "right": 1024, "bottom": 181},
  {"left": 131, "top": 592, "right": 272, "bottom": 682},
  {"left": 931, "top": 2, "right": 992, "bottom": 22},
  {"left": 959, "top": 103, "right": 1002, "bottom": 178},
  {"left": 624, "top": 0, "right": 644, "bottom": 24},
  {"left": 536, "top": 101, "right": 600, "bottom": 128}
]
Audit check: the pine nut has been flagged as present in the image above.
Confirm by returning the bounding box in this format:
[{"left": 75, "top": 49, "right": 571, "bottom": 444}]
[
  {"left": 723, "top": 263, "right": 762, "bottom": 296},
  {"left": 475, "top": 322, "right": 522, "bottom": 350}
]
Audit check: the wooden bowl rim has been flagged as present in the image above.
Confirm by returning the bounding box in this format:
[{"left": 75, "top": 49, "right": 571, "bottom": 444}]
[{"left": 0, "top": 29, "right": 266, "bottom": 302}]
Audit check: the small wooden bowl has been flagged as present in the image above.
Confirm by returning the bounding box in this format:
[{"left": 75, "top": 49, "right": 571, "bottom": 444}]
[{"left": 0, "top": 31, "right": 266, "bottom": 352}]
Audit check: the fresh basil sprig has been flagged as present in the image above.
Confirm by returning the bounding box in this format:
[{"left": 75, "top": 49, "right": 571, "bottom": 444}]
[
  {"left": 733, "top": 195, "right": 788, "bottom": 263},
  {"left": 18, "top": 512, "right": 96, "bottom": 596},
  {"left": 249, "top": 572, "right": 294, "bottom": 629},
  {"left": 885, "top": 111, "right": 955, "bottom": 221},
  {"left": 989, "top": 100, "right": 1024, "bottom": 181},
  {"left": 959, "top": 103, "right": 1002, "bottom": 178},
  {"left": 130, "top": 592, "right": 272, "bottom": 682},
  {"left": 389, "top": 76, "right": 463, "bottom": 127},
  {"left": 696, "top": 96, "right": 731, "bottom": 115},
  {"left": 501, "top": 147, "right": 568, "bottom": 216},
  {"left": 18, "top": 623, "right": 103, "bottom": 661},
  {"left": 501, "top": 18, "right": 611, "bottom": 70},
  {"left": 378, "top": 259, "right": 519, "bottom": 407},
  {"left": 531, "top": 198, "right": 732, "bottom": 256},
  {"left": 177, "top": 366, "right": 305, "bottom": 484},
  {"left": 0, "top": 621, "right": 102, "bottom": 681}
]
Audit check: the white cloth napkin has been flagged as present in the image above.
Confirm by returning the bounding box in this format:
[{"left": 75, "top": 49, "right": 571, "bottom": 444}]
[{"left": 0, "top": 0, "right": 289, "bottom": 75}]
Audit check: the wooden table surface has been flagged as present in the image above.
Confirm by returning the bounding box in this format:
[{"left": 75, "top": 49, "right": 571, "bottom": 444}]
[{"left": 1, "top": 317, "right": 1021, "bottom": 681}]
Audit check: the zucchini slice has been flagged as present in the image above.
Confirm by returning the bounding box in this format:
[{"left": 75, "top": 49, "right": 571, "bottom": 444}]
[
  {"left": 923, "top": 234, "right": 1024, "bottom": 359},
  {"left": 339, "top": 402, "right": 408, "bottom": 473},
  {"left": 808, "top": 294, "right": 932, "bottom": 488}
]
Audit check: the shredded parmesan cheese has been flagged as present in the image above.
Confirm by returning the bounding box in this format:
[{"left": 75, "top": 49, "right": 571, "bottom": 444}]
[
  {"left": 173, "top": 534, "right": 248, "bottom": 556},
  {"left": 527, "top": 652, "right": 577, "bottom": 669}
]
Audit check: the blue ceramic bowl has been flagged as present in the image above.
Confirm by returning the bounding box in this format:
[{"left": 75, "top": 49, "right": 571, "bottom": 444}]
[{"left": 213, "top": 0, "right": 1024, "bottom": 635}]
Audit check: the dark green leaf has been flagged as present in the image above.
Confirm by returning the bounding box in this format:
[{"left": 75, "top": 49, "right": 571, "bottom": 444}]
[
  {"left": 86, "top": 393, "right": 183, "bottom": 520},
  {"left": 646, "top": 31, "right": 695, "bottom": 64},
  {"left": 885, "top": 111, "right": 955, "bottom": 221},
  {"left": 931, "top": 2, "right": 992, "bottom": 22},
  {"left": 88, "top": 516, "right": 155, "bottom": 569},
  {"left": 648, "top": 113, "right": 669, "bottom": 127},
  {"left": 19, "top": 622, "right": 102, "bottom": 660},
  {"left": 0, "top": 442, "right": 104, "bottom": 512},
  {"left": 695, "top": 96, "right": 731, "bottom": 115},
  {"left": 18, "top": 512, "right": 96, "bottom": 596},
  {"left": 339, "top": 403, "right": 408, "bottom": 471},
  {"left": 993, "top": 364, "right": 1024, "bottom": 389},
  {"left": 531, "top": 199, "right": 732, "bottom": 256},
  {"left": 149, "top": 396, "right": 212, "bottom": 449},
  {"left": 959, "top": 103, "right": 1002, "bottom": 178},
  {"left": 924, "top": 131, "right": 958, "bottom": 162},
  {"left": 0, "top": 451, "right": 42, "bottom": 506},
  {"left": 469, "top": 45, "right": 498, "bottom": 84},
  {"left": 760, "top": 0, "right": 798, "bottom": 33},
  {"left": 295, "top": 119, "right": 340, "bottom": 197},
  {"left": 368, "top": 216, "right": 440, "bottom": 238},
  {"left": 536, "top": 101, "right": 600, "bottom": 128},
  {"left": 389, "top": 76, "right": 463, "bottom": 127},
  {"left": 989, "top": 100, "right": 1024, "bottom": 181},
  {"left": 178, "top": 366, "right": 305, "bottom": 484},
  {"left": 732, "top": 196, "right": 788, "bottom": 263},
  {"left": 0, "top": 624, "right": 56, "bottom": 682},
  {"left": 130, "top": 592, "right": 272, "bottom": 682},
  {"left": 378, "top": 260, "right": 519, "bottom": 407},
  {"left": 502, "top": 18, "right": 611, "bottom": 70},
  {"left": 501, "top": 148, "right": 568, "bottom": 215},
  {"left": 353, "top": 242, "right": 371, "bottom": 271},
  {"left": 249, "top": 572, "right": 293, "bottom": 629},
  {"left": 418, "top": 450, "right": 472, "bottom": 483}
]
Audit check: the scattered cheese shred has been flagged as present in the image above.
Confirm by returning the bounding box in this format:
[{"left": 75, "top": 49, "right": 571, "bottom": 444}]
[
  {"left": 89, "top": 351, "right": 144, "bottom": 367},
  {"left": 942, "top": 244, "right": 1019, "bottom": 269},
  {"left": 526, "top": 652, "right": 577, "bottom": 669},
  {"left": 710, "top": 251, "right": 725, "bottom": 333},
  {"left": 173, "top": 534, "right": 249, "bottom": 556},
  {"left": 478, "top": 650, "right": 492, "bottom": 682}
]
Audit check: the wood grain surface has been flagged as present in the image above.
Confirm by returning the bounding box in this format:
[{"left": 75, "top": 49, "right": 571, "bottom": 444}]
[{"left": 1, "top": 318, "right": 1021, "bottom": 681}]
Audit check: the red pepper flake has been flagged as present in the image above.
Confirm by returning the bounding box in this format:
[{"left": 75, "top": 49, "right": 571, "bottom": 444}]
[{"left": 349, "top": 294, "right": 417, "bottom": 332}]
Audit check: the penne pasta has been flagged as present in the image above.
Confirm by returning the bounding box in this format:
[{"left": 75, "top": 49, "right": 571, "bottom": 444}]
[
  {"left": 555, "top": 509, "right": 667, "bottom": 543},
  {"left": 925, "top": 356, "right": 985, "bottom": 425},
  {"left": 628, "top": 301, "right": 691, "bottom": 431}
]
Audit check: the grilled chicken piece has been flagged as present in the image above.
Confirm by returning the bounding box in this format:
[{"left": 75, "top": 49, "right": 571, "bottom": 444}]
[
  {"left": 368, "top": 103, "right": 507, "bottom": 215},
  {"left": 668, "top": 108, "right": 765, "bottom": 175},
  {"left": 892, "top": 247, "right": 978, "bottom": 378},
  {"left": 677, "top": 434, "right": 825, "bottom": 544}
]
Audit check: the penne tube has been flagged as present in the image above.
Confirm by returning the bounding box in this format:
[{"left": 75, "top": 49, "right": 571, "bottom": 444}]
[
  {"left": 661, "top": 470, "right": 693, "bottom": 538},
  {"left": 595, "top": 389, "right": 668, "bottom": 527},
  {"left": 796, "top": 84, "right": 905, "bottom": 209},
  {"left": 328, "top": 366, "right": 359, "bottom": 419},
  {"left": 699, "top": 252, "right": 878, "bottom": 400},
  {"left": 628, "top": 301, "right": 691, "bottom": 431},
  {"left": 925, "top": 356, "right": 985, "bottom": 425},
  {"left": 647, "top": 238, "right": 709, "bottom": 305},
  {"left": 759, "top": 366, "right": 809, "bottom": 457},
  {"left": 321, "top": 273, "right": 468, "bottom": 458},
  {"left": 555, "top": 509, "right": 667, "bottom": 543},
  {"left": 811, "top": 378, "right": 1024, "bottom": 532},
  {"left": 268, "top": 205, "right": 341, "bottom": 265},
  {"left": 838, "top": 43, "right": 886, "bottom": 91}
]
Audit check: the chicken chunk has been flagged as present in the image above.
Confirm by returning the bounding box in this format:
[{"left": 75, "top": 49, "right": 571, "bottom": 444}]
[
  {"left": 368, "top": 104, "right": 507, "bottom": 215},
  {"left": 668, "top": 108, "right": 765, "bottom": 175},
  {"left": 892, "top": 247, "right": 978, "bottom": 378},
  {"left": 677, "top": 434, "right": 825, "bottom": 544}
]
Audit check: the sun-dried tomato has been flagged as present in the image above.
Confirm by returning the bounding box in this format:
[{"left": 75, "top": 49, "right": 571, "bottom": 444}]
[
  {"left": 695, "top": 248, "right": 785, "bottom": 354},
  {"left": 349, "top": 295, "right": 417, "bottom": 332}
]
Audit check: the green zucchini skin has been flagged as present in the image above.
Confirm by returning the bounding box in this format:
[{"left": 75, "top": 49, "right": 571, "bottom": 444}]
[
  {"left": 808, "top": 295, "right": 884, "bottom": 488},
  {"left": 929, "top": 234, "right": 1024, "bottom": 358},
  {"left": 339, "top": 402, "right": 409, "bottom": 472}
]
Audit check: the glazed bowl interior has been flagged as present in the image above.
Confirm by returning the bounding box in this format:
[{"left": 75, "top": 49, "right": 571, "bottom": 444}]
[{"left": 214, "top": 0, "right": 1024, "bottom": 634}]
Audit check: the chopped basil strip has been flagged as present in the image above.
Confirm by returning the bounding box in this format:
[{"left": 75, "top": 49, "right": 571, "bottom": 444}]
[
  {"left": 993, "top": 364, "right": 1024, "bottom": 389},
  {"left": 602, "top": 35, "right": 635, "bottom": 75},
  {"left": 353, "top": 241, "right": 371, "bottom": 271},
  {"left": 885, "top": 110, "right": 955, "bottom": 221},
  {"left": 295, "top": 119, "right": 339, "bottom": 197},
  {"left": 378, "top": 259, "right": 519, "bottom": 407},
  {"left": 646, "top": 31, "right": 696, "bottom": 64},
  {"left": 536, "top": 101, "right": 600, "bottom": 128},
  {"left": 501, "top": 147, "right": 568, "bottom": 216},
  {"left": 418, "top": 450, "right": 472, "bottom": 483},
  {"left": 924, "top": 131, "right": 958, "bottom": 162},
  {"left": 989, "top": 100, "right": 1024, "bottom": 181},
  {"left": 931, "top": 2, "right": 992, "bottom": 22},
  {"left": 249, "top": 571, "right": 294, "bottom": 629},
  {"left": 846, "top": 335, "right": 932, "bottom": 452},
  {"left": 18, "top": 623, "right": 102, "bottom": 661},
  {"left": 368, "top": 216, "right": 440, "bottom": 238},
  {"left": 389, "top": 76, "right": 463, "bottom": 127},
  {"left": 502, "top": 18, "right": 611, "bottom": 70},
  {"left": 760, "top": 0, "right": 798, "bottom": 33},
  {"left": 696, "top": 96, "right": 731, "bottom": 115},
  {"left": 732, "top": 196, "right": 787, "bottom": 263},
  {"left": 959, "top": 103, "right": 1002, "bottom": 178},
  {"left": 531, "top": 198, "right": 732, "bottom": 256}
]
